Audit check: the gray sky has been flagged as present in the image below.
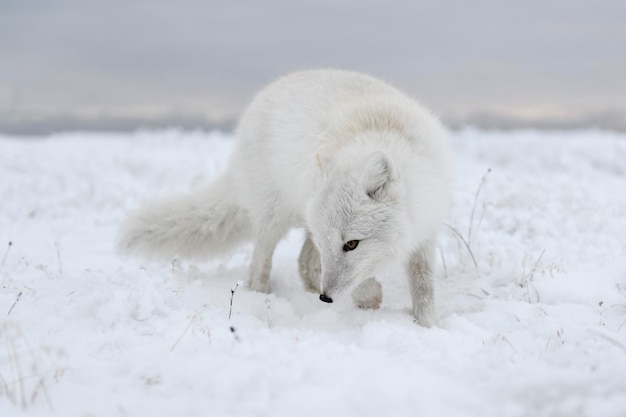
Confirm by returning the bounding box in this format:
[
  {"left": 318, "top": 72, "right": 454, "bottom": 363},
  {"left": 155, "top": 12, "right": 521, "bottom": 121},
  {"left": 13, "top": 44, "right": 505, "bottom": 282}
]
[{"left": 2, "top": 0, "right": 626, "bottom": 134}]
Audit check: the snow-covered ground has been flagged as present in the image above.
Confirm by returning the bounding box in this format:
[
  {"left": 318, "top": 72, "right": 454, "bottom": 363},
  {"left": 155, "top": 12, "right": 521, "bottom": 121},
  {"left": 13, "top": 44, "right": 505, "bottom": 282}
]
[{"left": 1, "top": 129, "right": 625, "bottom": 417}]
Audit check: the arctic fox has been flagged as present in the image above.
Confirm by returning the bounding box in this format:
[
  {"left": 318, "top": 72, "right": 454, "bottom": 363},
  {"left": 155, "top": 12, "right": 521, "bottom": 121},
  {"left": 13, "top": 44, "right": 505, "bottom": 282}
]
[{"left": 118, "top": 69, "right": 453, "bottom": 327}]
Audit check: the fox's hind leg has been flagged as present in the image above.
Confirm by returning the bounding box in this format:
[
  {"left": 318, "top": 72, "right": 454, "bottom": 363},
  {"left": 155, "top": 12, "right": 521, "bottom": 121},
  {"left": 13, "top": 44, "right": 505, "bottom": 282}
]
[
  {"left": 248, "top": 212, "right": 290, "bottom": 293},
  {"left": 298, "top": 232, "right": 321, "bottom": 293},
  {"left": 249, "top": 230, "right": 283, "bottom": 293}
]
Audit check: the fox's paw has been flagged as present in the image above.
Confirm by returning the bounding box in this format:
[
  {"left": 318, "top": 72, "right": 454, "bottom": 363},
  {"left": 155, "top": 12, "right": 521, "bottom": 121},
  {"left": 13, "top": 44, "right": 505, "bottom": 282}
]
[
  {"left": 247, "top": 279, "right": 271, "bottom": 294},
  {"left": 413, "top": 305, "right": 438, "bottom": 328},
  {"left": 351, "top": 278, "right": 382, "bottom": 310}
]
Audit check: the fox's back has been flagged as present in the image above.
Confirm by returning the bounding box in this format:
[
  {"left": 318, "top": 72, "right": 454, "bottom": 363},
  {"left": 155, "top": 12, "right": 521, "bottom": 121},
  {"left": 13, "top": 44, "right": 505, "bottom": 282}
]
[
  {"left": 231, "top": 70, "right": 407, "bottom": 211},
  {"left": 230, "top": 69, "right": 448, "bottom": 227},
  {"left": 236, "top": 69, "right": 403, "bottom": 149}
]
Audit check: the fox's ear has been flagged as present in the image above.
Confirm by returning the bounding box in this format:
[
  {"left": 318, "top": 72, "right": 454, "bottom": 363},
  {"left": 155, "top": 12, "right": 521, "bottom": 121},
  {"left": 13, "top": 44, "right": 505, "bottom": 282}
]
[
  {"left": 362, "top": 151, "right": 397, "bottom": 200},
  {"left": 315, "top": 153, "right": 333, "bottom": 177}
]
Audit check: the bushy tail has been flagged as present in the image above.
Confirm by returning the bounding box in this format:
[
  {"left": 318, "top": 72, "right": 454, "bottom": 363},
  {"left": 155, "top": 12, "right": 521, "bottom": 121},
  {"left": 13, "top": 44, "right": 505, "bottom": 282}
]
[{"left": 118, "top": 174, "right": 252, "bottom": 261}]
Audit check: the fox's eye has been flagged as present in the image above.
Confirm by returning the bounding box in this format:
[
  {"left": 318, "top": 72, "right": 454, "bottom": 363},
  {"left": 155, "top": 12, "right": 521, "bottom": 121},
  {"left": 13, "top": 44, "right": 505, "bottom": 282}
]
[{"left": 343, "top": 240, "right": 359, "bottom": 252}]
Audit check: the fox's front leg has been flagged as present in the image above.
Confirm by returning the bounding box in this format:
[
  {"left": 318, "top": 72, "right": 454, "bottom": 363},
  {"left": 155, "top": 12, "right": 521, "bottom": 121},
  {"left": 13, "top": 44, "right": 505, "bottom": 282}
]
[{"left": 406, "top": 244, "right": 437, "bottom": 327}]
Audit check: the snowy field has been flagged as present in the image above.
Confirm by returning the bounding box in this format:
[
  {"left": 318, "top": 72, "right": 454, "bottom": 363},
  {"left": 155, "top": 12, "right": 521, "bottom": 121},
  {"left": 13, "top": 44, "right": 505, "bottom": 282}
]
[{"left": 1, "top": 128, "right": 626, "bottom": 417}]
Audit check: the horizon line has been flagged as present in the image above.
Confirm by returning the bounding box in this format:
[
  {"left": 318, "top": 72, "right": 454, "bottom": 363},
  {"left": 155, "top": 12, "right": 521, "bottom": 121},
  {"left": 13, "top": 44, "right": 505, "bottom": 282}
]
[{"left": 2, "top": 113, "right": 626, "bottom": 136}]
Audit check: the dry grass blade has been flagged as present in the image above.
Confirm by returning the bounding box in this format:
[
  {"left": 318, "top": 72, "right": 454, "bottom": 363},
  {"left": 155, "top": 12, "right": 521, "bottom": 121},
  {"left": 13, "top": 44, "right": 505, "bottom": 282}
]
[
  {"left": 265, "top": 297, "right": 272, "bottom": 328},
  {"left": 438, "top": 247, "right": 448, "bottom": 280},
  {"left": 55, "top": 242, "right": 63, "bottom": 275},
  {"left": 170, "top": 317, "right": 195, "bottom": 352},
  {"left": 527, "top": 249, "right": 546, "bottom": 303},
  {"left": 468, "top": 168, "right": 491, "bottom": 246},
  {"left": 7, "top": 292, "right": 22, "bottom": 316},
  {"left": 444, "top": 224, "right": 478, "bottom": 270},
  {"left": 527, "top": 249, "right": 546, "bottom": 283},
  {"left": 8, "top": 339, "right": 27, "bottom": 409},
  {"left": 588, "top": 329, "right": 626, "bottom": 353},
  {"left": 1, "top": 241, "right": 12, "bottom": 266},
  {"left": 228, "top": 281, "right": 241, "bottom": 320},
  {"left": 230, "top": 326, "right": 240, "bottom": 342}
]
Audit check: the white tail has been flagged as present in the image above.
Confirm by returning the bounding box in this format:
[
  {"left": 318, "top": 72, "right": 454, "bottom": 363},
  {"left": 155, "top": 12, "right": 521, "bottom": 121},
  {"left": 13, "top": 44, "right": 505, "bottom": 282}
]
[{"left": 118, "top": 174, "right": 251, "bottom": 261}]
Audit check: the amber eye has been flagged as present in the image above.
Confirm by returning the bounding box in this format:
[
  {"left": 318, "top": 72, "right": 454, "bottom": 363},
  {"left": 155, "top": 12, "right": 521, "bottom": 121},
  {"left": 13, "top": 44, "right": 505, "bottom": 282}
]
[{"left": 343, "top": 240, "right": 359, "bottom": 252}]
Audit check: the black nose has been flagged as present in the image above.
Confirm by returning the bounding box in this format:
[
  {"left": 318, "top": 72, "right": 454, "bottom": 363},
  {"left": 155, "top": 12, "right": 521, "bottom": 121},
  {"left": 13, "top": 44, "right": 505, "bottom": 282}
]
[{"left": 319, "top": 293, "right": 333, "bottom": 303}]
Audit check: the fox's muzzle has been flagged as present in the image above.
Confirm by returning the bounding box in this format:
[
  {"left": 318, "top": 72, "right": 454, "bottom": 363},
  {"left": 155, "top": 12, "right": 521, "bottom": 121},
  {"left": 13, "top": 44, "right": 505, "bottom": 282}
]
[{"left": 319, "top": 293, "right": 333, "bottom": 303}]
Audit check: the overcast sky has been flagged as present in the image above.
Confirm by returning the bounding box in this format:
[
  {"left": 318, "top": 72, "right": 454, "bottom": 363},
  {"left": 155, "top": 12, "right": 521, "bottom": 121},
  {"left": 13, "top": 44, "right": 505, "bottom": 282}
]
[{"left": 1, "top": 0, "right": 625, "bottom": 133}]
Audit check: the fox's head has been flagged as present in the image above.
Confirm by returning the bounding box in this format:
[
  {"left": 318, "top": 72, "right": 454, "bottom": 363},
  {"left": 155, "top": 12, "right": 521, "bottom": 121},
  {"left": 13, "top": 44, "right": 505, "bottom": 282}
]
[{"left": 307, "top": 149, "right": 412, "bottom": 303}]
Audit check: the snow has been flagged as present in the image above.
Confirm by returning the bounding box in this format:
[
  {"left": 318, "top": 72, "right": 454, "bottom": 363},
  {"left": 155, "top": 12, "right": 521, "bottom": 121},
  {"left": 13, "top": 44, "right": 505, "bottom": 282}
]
[{"left": 1, "top": 128, "right": 625, "bottom": 416}]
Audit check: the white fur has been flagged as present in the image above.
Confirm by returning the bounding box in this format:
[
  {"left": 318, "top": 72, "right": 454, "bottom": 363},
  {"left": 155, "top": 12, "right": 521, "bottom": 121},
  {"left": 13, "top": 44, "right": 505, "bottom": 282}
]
[{"left": 118, "top": 69, "right": 453, "bottom": 326}]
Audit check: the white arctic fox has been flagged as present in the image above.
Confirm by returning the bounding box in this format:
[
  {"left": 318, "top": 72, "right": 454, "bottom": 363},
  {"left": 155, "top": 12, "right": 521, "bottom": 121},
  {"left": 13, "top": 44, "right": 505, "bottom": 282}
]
[{"left": 119, "top": 69, "right": 453, "bottom": 327}]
